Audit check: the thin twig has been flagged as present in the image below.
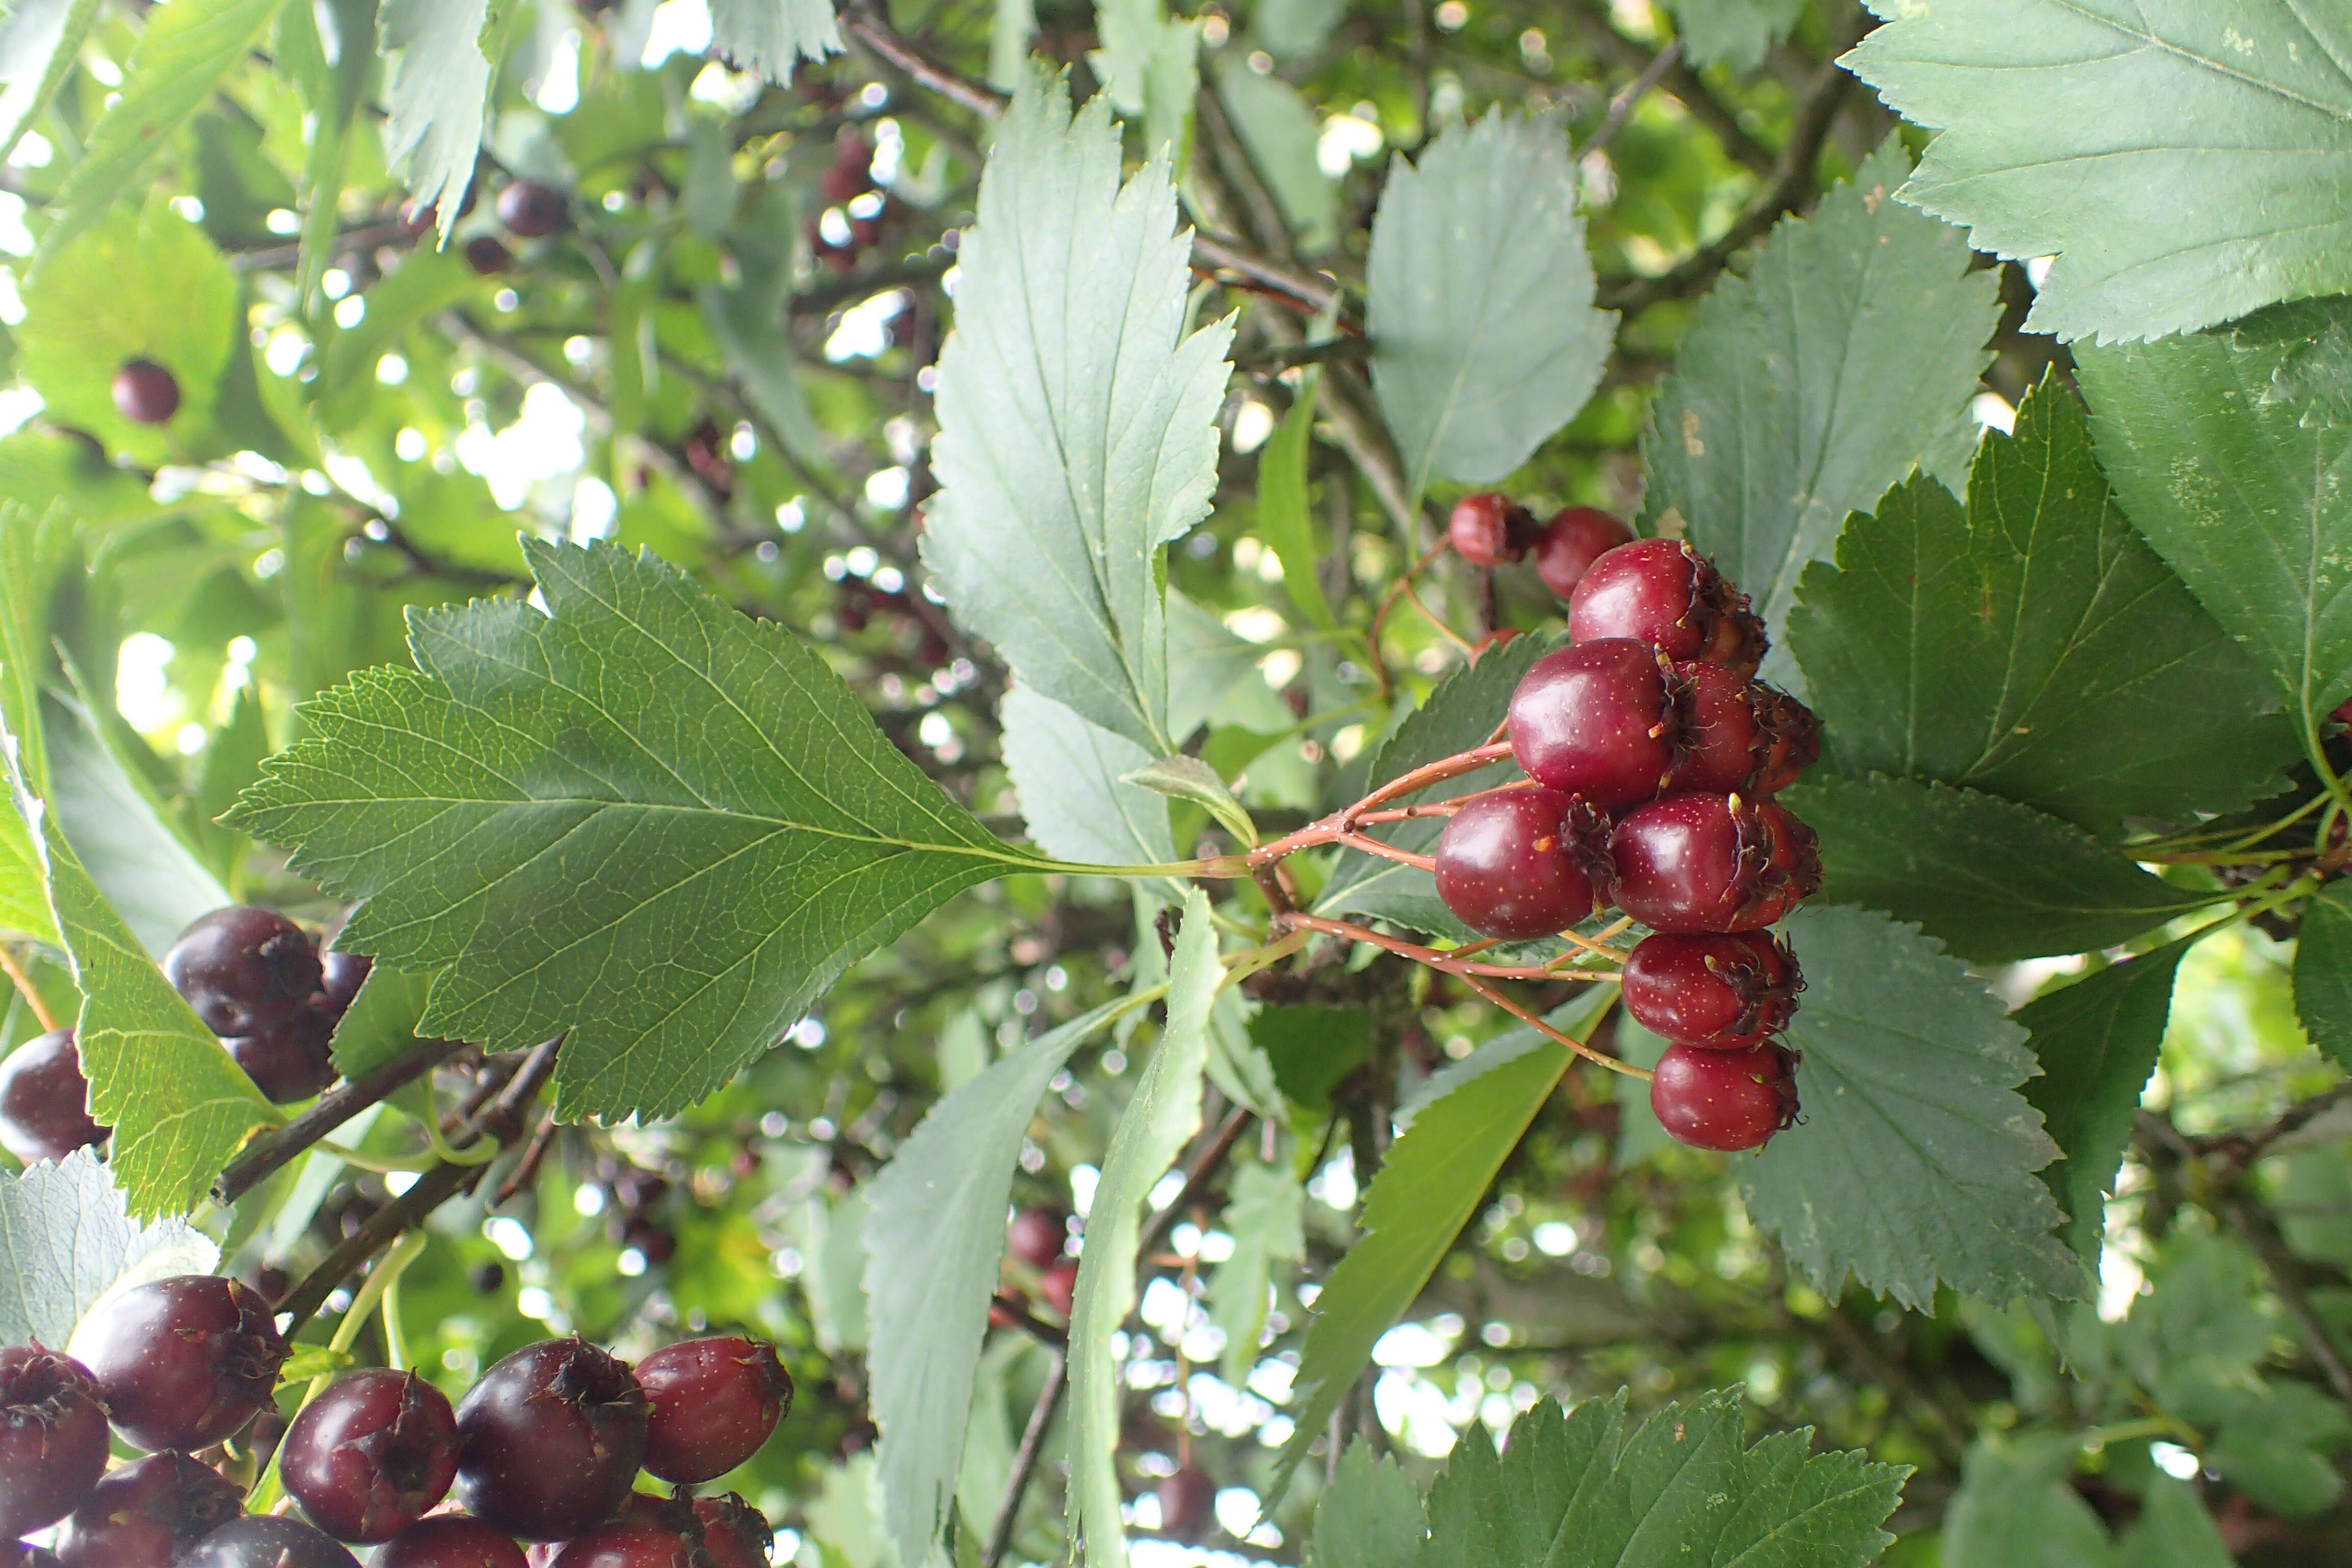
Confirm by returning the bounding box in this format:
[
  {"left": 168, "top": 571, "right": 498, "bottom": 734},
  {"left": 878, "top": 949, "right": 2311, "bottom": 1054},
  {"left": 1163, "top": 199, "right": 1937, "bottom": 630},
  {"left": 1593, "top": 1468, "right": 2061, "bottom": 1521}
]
[
  {"left": 1283, "top": 910, "right": 1623, "bottom": 986},
  {"left": 1459, "top": 972, "right": 1645, "bottom": 1080},
  {"left": 0, "top": 944, "right": 59, "bottom": 1032},
  {"left": 2223, "top": 1194, "right": 2352, "bottom": 1408},
  {"left": 213, "top": 1037, "right": 473, "bottom": 1207},
  {"left": 982, "top": 1350, "right": 1067, "bottom": 1568},
  {"left": 1584, "top": 37, "right": 1682, "bottom": 159}
]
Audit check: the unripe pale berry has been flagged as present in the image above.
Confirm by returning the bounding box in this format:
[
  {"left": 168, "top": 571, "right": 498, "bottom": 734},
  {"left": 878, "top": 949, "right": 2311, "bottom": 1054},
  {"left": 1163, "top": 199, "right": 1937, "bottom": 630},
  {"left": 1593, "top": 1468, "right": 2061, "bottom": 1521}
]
[
  {"left": 1434, "top": 787, "right": 1600, "bottom": 941},
  {"left": 1664, "top": 662, "right": 1821, "bottom": 796},
  {"left": 635, "top": 1336, "right": 791, "bottom": 1484},
  {"left": 54, "top": 1452, "right": 244, "bottom": 1568},
  {"left": 1649, "top": 1043, "right": 1800, "bottom": 1152},
  {"left": 0, "top": 1346, "right": 111, "bottom": 1536},
  {"left": 1597, "top": 794, "right": 1819, "bottom": 933},
  {"left": 71, "top": 1273, "right": 289, "bottom": 1452},
  {"left": 452, "top": 1339, "right": 649, "bottom": 1540},
  {"left": 1507, "top": 641, "right": 1682, "bottom": 810},
  {"left": 111, "top": 360, "right": 180, "bottom": 425},
  {"left": 182, "top": 1514, "right": 362, "bottom": 1568},
  {"left": 1532, "top": 506, "right": 1633, "bottom": 600},
  {"left": 1447, "top": 493, "right": 1534, "bottom": 566},
  {"left": 0, "top": 1028, "right": 109, "bottom": 1165},
  {"left": 376, "top": 1514, "right": 531, "bottom": 1568},
  {"left": 1622, "top": 932, "right": 1800, "bottom": 1048},
  {"left": 1569, "top": 538, "right": 1766, "bottom": 676},
  {"left": 282, "top": 1369, "right": 460, "bottom": 1542},
  {"left": 164, "top": 906, "right": 322, "bottom": 1037}
]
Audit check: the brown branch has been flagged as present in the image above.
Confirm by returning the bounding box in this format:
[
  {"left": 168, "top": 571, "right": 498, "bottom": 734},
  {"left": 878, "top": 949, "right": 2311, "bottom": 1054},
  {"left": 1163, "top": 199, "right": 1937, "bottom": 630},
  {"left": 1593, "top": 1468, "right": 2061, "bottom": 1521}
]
[
  {"left": 982, "top": 1350, "right": 1067, "bottom": 1568},
  {"left": 842, "top": 7, "right": 1010, "bottom": 121},
  {"left": 1565, "top": 7, "right": 1776, "bottom": 179},
  {"left": 1584, "top": 37, "right": 1683, "bottom": 159},
  {"left": 212, "top": 1037, "right": 473, "bottom": 1207}
]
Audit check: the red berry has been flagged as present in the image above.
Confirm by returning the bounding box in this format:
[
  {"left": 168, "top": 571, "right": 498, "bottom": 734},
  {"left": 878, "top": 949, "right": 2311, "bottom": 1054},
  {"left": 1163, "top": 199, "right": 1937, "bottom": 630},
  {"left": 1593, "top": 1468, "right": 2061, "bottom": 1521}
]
[
  {"left": 1507, "top": 641, "right": 1682, "bottom": 810},
  {"left": 282, "top": 1369, "right": 459, "bottom": 1542},
  {"left": 1649, "top": 1042, "right": 1799, "bottom": 1151},
  {"left": 1595, "top": 794, "right": 1818, "bottom": 934},
  {"left": 377, "top": 1515, "right": 530, "bottom": 1568},
  {"left": 1008, "top": 1206, "right": 1068, "bottom": 1268},
  {"left": 464, "top": 237, "right": 512, "bottom": 275},
  {"left": 690, "top": 1494, "right": 772, "bottom": 1568},
  {"left": 635, "top": 1336, "right": 791, "bottom": 1484},
  {"left": 1435, "top": 787, "right": 1600, "bottom": 940},
  {"left": 71, "top": 1273, "right": 288, "bottom": 1452},
  {"left": 1622, "top": 932, "right": 1800, "bottom": 1048},
  {"left": 1532, "top": 506, "right": 1633, "bottom": 600},
  {"left": 546, "top": 1520, "right": 699, "bottom": 1567},
  {"left": 165, "top": 906, "right": 322, "bottom": 1037},
  {"left": 452, "top": 1339, "right": 649, "bottom": 1540},
  {"left": 54, "top": 1452, "right": 243, "bottom": 1568},
  {"left": 0, "top": 1347, "right": 110, "bottom": 1536},
  {"left": 1157, "top": 1465, "right": 1217, "bottom": 1544},
  {"left": 0, "top": 1028, "right": 109, "bottom": 1164},
  {"left": 227, "top": 999, "right": 340, "bottom": 1104},
  {"left": 1038, "top": 1258, "right": 1078, "bottom": 1318},
  {"left": 496, "top": 182, "right": 567, "bottom": 238},
  {"left": 111, "top": 360, "right": 180, "bottom": 425},
  {"left": 319, "top": 949, "right": 372, "bottom": 1014},
  {"left": 1447, "top": 494, "right": 1535, "bottom": 566},
  {"left": 183, "top": 1514, "right": 361, "bottom": 1567},
  {"left": 1664, "top": 663, "right": 1821, "bottom": 796},
  {"left": 1569, "top": 538, "right": 1765, "bottom": 676}
]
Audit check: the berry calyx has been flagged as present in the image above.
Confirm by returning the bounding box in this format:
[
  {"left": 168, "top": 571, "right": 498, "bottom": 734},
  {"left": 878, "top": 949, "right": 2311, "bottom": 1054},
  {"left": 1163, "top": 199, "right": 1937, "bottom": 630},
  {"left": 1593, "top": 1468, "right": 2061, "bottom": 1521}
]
[
  {"left": 1649, "top": 1042, "right": 1800, "bottom": 1151},
  {"left": 1157, "top": 1465, "right": 1217, "bottom": 1544},
  {"left": 1007, "top": 1205, "right": 1068, "bottom": 1268},
  {"left": 111, "top": 360, "right": 180, "bottom": 425},
  {"left": 1447, "top": 493, "right": 1535, "bottom": 566},
  {"left": 0, "top": 1346, "right": 110, "bottom": 1536},
  {"left": 1435, "top": 787, "right": 1600, "bottom": 940},
  {"left": 1532, "top": 506, "right": 1633, "bottom": 600},
  {"left": 184, "top": 1515, "right": 362, "bottom": 1568},
  {"left": 546, "top": 1520, "right": 699, "bottom": 1567},
  {"left": 54, "top": 1451, "right": 244, "bottom": 1568},
  {"left": 635, "top": 1336, "right": 792, "bottom": 1484},
  {"left": 496, "top": 182, "right": 568, "bottom": 238},
  {"left": 690, "top": 1493, "right": 773, "bottom": 1568},
  {"left": 71, "top": 1273, "right": 288, "bottom": 1452},
  {"left": 1622, "top": 932, "right": 1800, "bottom": 1048},
  {"left": 164, "top": 906, "right": 322, "bottom": 1037},
  {"left": 1038, "top": 1258, "right": 1078, "bottom": 1318},
  {"left": 227, "top": 999, "right": 339, "bottom": 1104},
  {"left": 1597, "top": 794, "right": 1819, "bottom": 933},
  {"left": 282, "top": 1368, "right": 460, "bottom": 1543},
  {"left": 1507, "top": 641, "right": 1682, "bottom": 810},
  {"left": 376, "top": 1515, "right": 530, "bottom": 1568},
  {"left": 1664, "top": 663, "right": 1820, "bottom": 796},
  {"left": 1568, "top": 538, "right": 1766, "bottom": 676},
  {"left": 452, "top": 1338, "right": 649, "bottom": 1540},
  {"left": 0, "top": 1028, "right": 109, "bottom": 1165}
]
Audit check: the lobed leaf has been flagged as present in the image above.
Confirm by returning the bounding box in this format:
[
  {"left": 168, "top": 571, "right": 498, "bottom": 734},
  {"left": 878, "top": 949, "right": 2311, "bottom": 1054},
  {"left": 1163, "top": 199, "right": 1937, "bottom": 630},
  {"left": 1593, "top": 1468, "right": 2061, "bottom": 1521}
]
[
  {"left": 1214, "top": 59, "right": 1340, "bottom": 251},
  {"left": 1660, "top": 0, "right": 1807, "bottom": 72},
  {"left": 706, "top": 0, "right": 842, "bottom": 84},
  {"left": 0, "top": 1149, "right": 218, "bottom": 1348},
  {"left": 1309, "top": 1443, "right": 1426, "bottom": 1568},
  {"left": 378, "top": 0, "right": 494, "bottom": 240},
  {"left": 43, "top": 692, "right": 230, "bottom": 961},
  {"left": 0, "top": 0, "right": 106, "bottom": 167}
]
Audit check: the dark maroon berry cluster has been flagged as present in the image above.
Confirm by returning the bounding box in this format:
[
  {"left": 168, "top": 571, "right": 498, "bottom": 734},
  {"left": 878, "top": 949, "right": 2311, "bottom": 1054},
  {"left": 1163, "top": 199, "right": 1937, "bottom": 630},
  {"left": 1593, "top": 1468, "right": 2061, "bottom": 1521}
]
[
  {"left": 1446, "top": 493, "right": 1636, "bottom": 601},
  {"left": 158, "top": 905, "right": 373, "bottom": 1105},
  {"left": 1430, "top": 537, "right": 1822, "bottom": 1153}
]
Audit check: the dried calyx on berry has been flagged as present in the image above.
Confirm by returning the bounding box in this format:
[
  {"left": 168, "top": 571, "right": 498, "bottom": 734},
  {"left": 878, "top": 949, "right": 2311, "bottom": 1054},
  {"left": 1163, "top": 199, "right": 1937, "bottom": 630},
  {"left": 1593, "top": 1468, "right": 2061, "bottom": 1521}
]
[
  {"left": 281, "top": 1368, "right": 460, "bottom": 1542},
  {"left": 55, "top": 1451, "right": 243, "bottom": 1568},
  {"left": 635, "top": 1336, "right": 792, "bottom": 1484},
  {"left": 1569, "top": 538, "right": 1766, "bottom": 677},
  {"left": 1650, "top": 1042, "right": 1800, "bottom": 1152},
  {"left": 69, "top": 1273, "right": 289, "bottom": 1453},
  {"left": 452, "top": 1338, "right": 650, "bottom": 1540},
  {"left": 1585, "top": 793, "right": 1819, "bottom": 934},
  {"left": 0, "top": 1345, "right": 111, "bottom": 1538},
  {"left": 1622, "top": 932, "right": 1801, "bottom": 1049},
  {"left": 1447, "top": 493, "right": 1539, "bottom": 566},
  {"left": 1665, "top": 663, "right": 1820, "bottom": 796}
]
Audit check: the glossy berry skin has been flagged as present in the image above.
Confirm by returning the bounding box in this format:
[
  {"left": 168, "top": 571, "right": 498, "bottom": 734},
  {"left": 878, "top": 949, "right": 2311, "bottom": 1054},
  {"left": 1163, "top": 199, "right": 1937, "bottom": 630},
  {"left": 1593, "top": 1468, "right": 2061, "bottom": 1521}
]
[
  {"left": 496, "top": 182, "right": 567, "bottom": 238},
  {"left": 227, "top": 999, "right": 339, "bottom": 1104},
  {"left": 1038, "top": 1258, "right": 1078, "bottom": 1318},
  {"left": 1650, "top": 1043, "right": 1800, "bottom": 1152},
  {"left": 692, "top": 1494, "right": 773, "bottom": 1568},
  {"left": 1008, "top": 1206, "right": 1068, "bottom": 1268},
  {"left": 1532, "top": 506, "right": 1633, "bottom": 600},
  {"left": 1435, "top": 788, "right": 1600, "bottom": 941},
  {"left": 1447, "top": 493, "right": 1533, "bottom": 566},
  {"left": 1507, "top": 641, "right": 1682, "bottom": 810},
  {"left": 1622, "top": 932, "right": 1799, "bottom": 1049},
  {"left": 1665, "top": 663, "right": 1821, "bottom": 796},
  {"left": 452, "top": 1339, "right": 649, "bottom": 1540},
  {"left": 1598, "top": 794, "right": 1819, "bottom": 934},
  {"left": 71, "top": 1273, "right": 288, "bottom": 1452},
  {"left": 165, "top": 906, "right": 322, "bottom": 1037},
  {"left": 0, "top": 1347, "right": 110, "bottom": 1536},
  {"left": 111, "top": 360, "right": 180, "bottom": 425},
  {"left": 54, "top": 1452, "right": 244, "bottom": 1568},
  {"left": 1158, "top": 1466, "right": 1217, "bottom": 1544},
  {"left": 282, "top": 1369, "right": 460, "bottom": 1542},
  {"left": 184, "top": 1515, "right": 363, "bottom": 1568},
  {"left": 376, "top": 1515, "right": 530, "bottom": 1568},
  {"left": 635, "top": 1336, "right": 791, "bottom": 1484},
  {"left": 1569, "top": 538, "right": 1766, "bottom": 676},
  {"left": 547, "top": 1521, "right": 699, "bottom": 1567},
  {"left": 465, "top": 237, "right": 512, "bottom": 275},
  {"left": 0, "top": 1029, "right": 108, "bottom": 1165},
  {"left": 319, "top": 949, "right": 372, "bottom": 1013}
]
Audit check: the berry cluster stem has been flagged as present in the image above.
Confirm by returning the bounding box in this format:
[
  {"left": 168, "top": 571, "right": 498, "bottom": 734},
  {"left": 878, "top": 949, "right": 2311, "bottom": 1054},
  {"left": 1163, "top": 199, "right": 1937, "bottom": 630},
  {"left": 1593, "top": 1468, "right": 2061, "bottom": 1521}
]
[
  {"left": 1279, "top": 910, "right": 1621, "bottom": 987},
  {"left": 1247, "top": 741, "right": 1514, "bottom": 867}
]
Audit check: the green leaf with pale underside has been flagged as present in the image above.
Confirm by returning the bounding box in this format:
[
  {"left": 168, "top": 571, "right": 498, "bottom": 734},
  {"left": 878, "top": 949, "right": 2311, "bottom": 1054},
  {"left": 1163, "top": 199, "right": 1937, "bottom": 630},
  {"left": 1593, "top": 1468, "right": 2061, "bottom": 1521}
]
[
  {"left": 378, "top": 0, "right": 493, "bottom": 241},
  {"left": 707, "top": 0, "right": 842, "bottom": 82},
  {"left": 1662, "top": 0, "right": 1807, "bottom": 73},
  {"left": 0, "top": 1150, "right": 217, "bottom": 1348},
  {"left": 999, "top": 685, "right": 1176, "bottom": 878},
  {"left": 227, "top": 539, "right": 1049, "bottom": 1123}
]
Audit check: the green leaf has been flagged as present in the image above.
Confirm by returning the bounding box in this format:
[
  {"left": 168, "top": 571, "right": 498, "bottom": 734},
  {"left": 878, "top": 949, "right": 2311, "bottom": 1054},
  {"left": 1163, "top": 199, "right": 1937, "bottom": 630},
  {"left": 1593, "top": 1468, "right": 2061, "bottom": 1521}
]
[
  {"left": 1308, "top": 1442, "right": 1426, "bottom": 1568},
  {"left": 1249, "top": 1003, "right": 1370, "bottom": 1112},
  {"left": 862, "top": 996, "right": 1128, "bottom": 1568},
  {"left": 1787, "top": 775, "right": 2214, "bottom": 963},
  {"left": 707, "top": 0, "right": 842, "bottom": 83},
  {"left": 1423, "top": 1390, "right": 1907, "bottom": 1567},
  {"left": 379, "top": 0, "right": 493, "bottom": 239},
  {"left": 1646, "top": 138, "right": 1999, "bottom": 693},
  {"left": 1213, "top": 59, "right": 1340, "bottom": 252},
  {"left": 326, "top": 963, "right": 440, "bottom": 1080},
  {"left": 1941, "top": 1432, "right": 2120, "bottom": 1568},
  {"left": 2206, "top": 1381, "right": 2351, "bottom": 1516},
  {"left": 988, "top": 0, "right": 1035, "bottom": 90},
  {"left": 1067, "top": 888, "right": 1219, "bottom": 1568},
  {"left": 1120, "top": 753, "right": 1255, "bottom": 846},
  {"left": 1367, "top": 110, "right": 1614, "bottom": 497},
  {"left": 1745, "top": 905, "right": 2082, "bottom": 1309},
  {"left": 1274, "top": 987, "right": 1613, "bottom": 1491},
  {"left": 2017, "top": 939, "right": 2194, "bottom": 1263},
  {"left": 1089, "top": 0, "right": 1198, "bottom": 158},
  {"left": 1256, "top": 376, "right": 1338, "bottom": 631},
  {"left": 2115, "top": 1475, "right": 2236, "bottom": 1568},
  {"left": 1257, "top": 0, "right": 1344, "bottom": 59},
  {"left": 228, "top": 539, "right": 1044, "bottom": 1123},
  {"left": 2077, "top": 297, "right": 2352, "bottom": 734},
  {"left": 1788, "top": 381, "right": 2296, "bottom": 837},
  {"left": 0, "top": 0, "right": 106, "bottom": 155},
  {"left": 1206, "top": 1156, "right": 1304, "bottom": 1383},
  {"left": 1845, "top": 0, "right": 2352, "bottom": 342},
  {"left": 32, "top": 0, "right": 290, "bottom": 265},
  {"left": 1660, "top": 0, "right": 1806, "bottom": 71},
  {"left": 999, "top": 686, "right": 1178, "bottom": 877},
  {"left": 2294, "top": 883, "right": 2352, "bottom": 1072},
  {"left": 314, "top": 249, "right": 486, "bottom": 430},
  {"left": 923, "top": 65, "right": 1234, "bottom": 754},
  {"left": 44, "top": 692, "right": 231, "bottom": 960},
  {"left": 0, "top": 1149, "right": 218, "bottom": 1347}
]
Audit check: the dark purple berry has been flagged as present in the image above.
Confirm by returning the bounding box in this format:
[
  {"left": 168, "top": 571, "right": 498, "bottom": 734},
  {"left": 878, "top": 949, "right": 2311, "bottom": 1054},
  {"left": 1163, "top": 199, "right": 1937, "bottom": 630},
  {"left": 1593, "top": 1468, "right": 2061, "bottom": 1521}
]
[
  {"left": 452, "top": 1339, "right": 648, "bottom": 1540},
  {"left": 0, "top": 1029, "right": 108, "bottom": 1164},
  {"left": 54, "top": 1452, "right": 243, "bottom": 1568},
  {"left": 227, "top": 1000, "right": 339, "bottom": 1104},
  {"left": 164, "top": 906, "right": 321, "bottom": 1037},
  {"left": 691, "top": 1494, "right": 772, "bottom": 1568},
  {"left": 1622, "top": 932, "right": 1800, "bottom": 1048},
  {"left": 1665, "top": 662, "right": 1819, "bottom": 797},
  {"left": 1650, "top": 1042, "right": 1800, "bottom": 1151},
  {"left": 111, "top": 360, "right": 180, "bottom": 425},
  {"left": 282, "top": 1369, "right": 459, "bottom": 1542},
  {"left": 464, "top": 237, "right": 512, "bottom": 275},
  {"left": 1596, "top": 794, "right": 1818, "bottom": 934},
  {"left": 376, "top": 1515, "right": 529, "bottom": 1568},
  {"left": 1008, "top": 1206, "right": 1068, "bottom": 1268},
  {"left": 1532, "top": 506, "right": 1632, "bottom": 600},
  {"left": 495, "top": 182, "right": 567, "bottom": 238},
  {"left": 1569, "top": 538, "right": 1765, "bottom": 676},
  {"left": 0, "top": 1347, "right": 110, "bottom": 1536},
  {"left": 183, "top": 1514, "right": 361, "bottom": 1567},
  {"left": 318, "top": 950, "right": 372, "bottom": 1014},
  {"left": 71, "top": 1273, "right": 288, "bottom": 1453},
  {"left": 1506, "top": 640, "right": 1682, "bottom": 810},
  {"left": 1435, "top": 787, "right": 1600, "bottom": 940},
  {"left": 636, "top": 1337, "right": 791, "bottom": 1484},
  {"left": 1447, "top": 493, "right": 1534, "bottom": 566},
  {"left": 546, "top": 1520, "right": 698, "bottom": 1567},
  {"left": 1158, "top": 1465, "right": 1217, "bottom": 1544}
]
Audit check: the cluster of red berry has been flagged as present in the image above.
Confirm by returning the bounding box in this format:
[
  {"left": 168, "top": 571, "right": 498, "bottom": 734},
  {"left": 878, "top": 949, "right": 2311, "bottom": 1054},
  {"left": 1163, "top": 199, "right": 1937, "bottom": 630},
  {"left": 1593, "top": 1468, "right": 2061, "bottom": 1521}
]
[
  {"left": 1431, "top": 511, "right": 1824, "bottom": 1153},
  {"left": 0, "top": 1272, "right": 789, "bottom": 1567},
  {"left": 1445, "top": 492, "right": 1635, "bottom": 602}
]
